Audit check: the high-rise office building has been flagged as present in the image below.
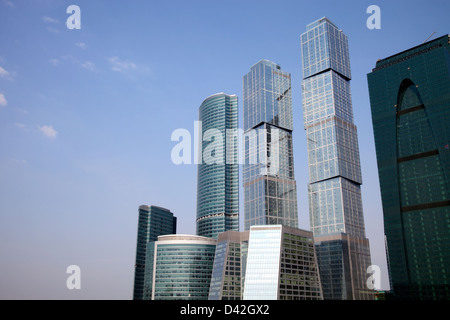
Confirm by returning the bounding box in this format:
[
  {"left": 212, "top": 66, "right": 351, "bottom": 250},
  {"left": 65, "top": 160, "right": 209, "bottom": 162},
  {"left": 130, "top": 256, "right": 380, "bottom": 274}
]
[
  {"left": 208, "top": 230, "right": 250, "bottom": 300},
  {"left": 243, "top": 225, "right": 323, "bottom": 300},
  {"left": 143, "top": 234, "right": 217, "bottom": 300},
  {"left": 133, "top": 205, "right": 177, "bottom": 300},
  {"left": 367, "top": 35, "right": 450, "bottom": 300},
  {"left": 243, "top": 60, "right": 299, "bottom": 230},
  {"left": 197, "top": 93, "right": 239, "bottom": 238},
  {"left": 300, "top": 17, "right": 373, "bottom": 299}
]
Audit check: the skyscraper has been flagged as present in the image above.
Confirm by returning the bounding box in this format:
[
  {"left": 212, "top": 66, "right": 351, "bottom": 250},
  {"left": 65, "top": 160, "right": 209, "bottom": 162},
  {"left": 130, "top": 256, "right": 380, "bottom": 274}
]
[
  {"left": 300, "top": 17, "right": 372, "bottom": 300},
  {"left": 367, "top": 35, "right": 450, "bottom": 300},
  {"left": 133, "top": 205, "right": 177, "bottom": 300},
  {"left": 243, "top": 60, "right": 299, "bottom": 230},
  {"left": 196, "top": 93, "right": 239, "bottom": 238}
]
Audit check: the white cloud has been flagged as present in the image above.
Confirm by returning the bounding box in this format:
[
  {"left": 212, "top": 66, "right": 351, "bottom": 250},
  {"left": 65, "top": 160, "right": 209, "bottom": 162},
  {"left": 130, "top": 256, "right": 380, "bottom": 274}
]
[
  {"left": 0, "top": 66, "right": 10, "bottom": 77},
  {"left": 11, "top": 107, "right": 28, "bottom": 115},
  {"left": 81, "top": 61, "right": 95, "bottom": 72},
  {"left": 46, "top": 26, "right": 60, "bottom": 34},
  {"left": 13, "top": 159, "right": 27, "bottom": 165},
  {"left": 38, "top": 125, "right": 57, "bottom": 138},
  {"left": 42, "top": 16, "right": 59, "bottom": 24},
  {"left": 75, "top": 42, "right": 86, "bottom": 49},
  {"left": 14, "top": 123, "right": 28, "bottom": 131},
  {"left": 108, "top": 56, "right": 136, "bottom": 72},
  {"left": 3, "top": 0, "right": 14, "bottom": 8},
  {"left": 0, "top": 93, "right": 7, "bottom": 106},
  {"left": 0, "top": 65, "right": 14, "bottom": 81},
  {"left": 49, "top": 58, "right": 60, "bottom": 66}
]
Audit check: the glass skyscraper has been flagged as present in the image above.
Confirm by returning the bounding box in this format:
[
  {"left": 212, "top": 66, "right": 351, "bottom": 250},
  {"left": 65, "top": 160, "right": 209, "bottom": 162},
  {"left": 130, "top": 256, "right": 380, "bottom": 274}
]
[
  {"left": 133, "top": 205, "right": 177, "bottom": 300},
  {"left": 367, "top": 35, "right": 450, "bottom": 300},
  {"left": 243, "top": 60, "right": 299, "bottom": 230},
  {"left": 300, "top": 17, "right": 372, "bottom": 300},
  {"left": 143, "top": 234, "right": 217, "bottom": 300},
  {"left": 197, "top": 93, "right": 239, "bottom": 238}
]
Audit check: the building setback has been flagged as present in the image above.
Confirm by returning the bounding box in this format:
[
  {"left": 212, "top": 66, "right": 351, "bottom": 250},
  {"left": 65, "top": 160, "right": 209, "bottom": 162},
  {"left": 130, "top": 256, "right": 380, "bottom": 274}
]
[
  {"left": 367, "top": 34, "right": 450, "bottom": 300},
  {"left": 243, "top": 60, "right": 299, "bottom": 230},
  {"left": 300, "top": 17, "right": 373, "bottom": 300},
  {"left": 196, "top": 93, "right": 239, "bottom": 238},
  {"left": 133, "top": 205, "right": 177, "bottom": 300}
]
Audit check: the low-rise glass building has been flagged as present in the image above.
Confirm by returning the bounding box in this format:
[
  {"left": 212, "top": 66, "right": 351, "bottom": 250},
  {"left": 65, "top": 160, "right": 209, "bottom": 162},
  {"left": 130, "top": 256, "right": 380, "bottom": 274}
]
[
  {"left": 143, "top": 234, "right": 216, "bottom": 300},
  {"left": 208, "top": 231, "right": 250, "bottom": 300},
  {"left": 209, "top": 225, "right": 322, "bottom": 300}
]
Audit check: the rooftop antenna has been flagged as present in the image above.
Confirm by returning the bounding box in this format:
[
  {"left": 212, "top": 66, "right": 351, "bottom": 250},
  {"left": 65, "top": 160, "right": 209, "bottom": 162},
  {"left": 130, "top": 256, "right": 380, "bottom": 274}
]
[{"left": 423, "top": 32, "right": 437, "bottom": 43}]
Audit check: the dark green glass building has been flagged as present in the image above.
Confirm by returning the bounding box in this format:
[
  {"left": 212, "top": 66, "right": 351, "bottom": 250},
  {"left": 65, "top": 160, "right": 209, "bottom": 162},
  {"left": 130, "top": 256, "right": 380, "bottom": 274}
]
[
  {"left": 133, "top": 205, "right": 177, "bottom": 300},
  {"left": 367, "top": 35, "right": 450, "bottom": 300}
]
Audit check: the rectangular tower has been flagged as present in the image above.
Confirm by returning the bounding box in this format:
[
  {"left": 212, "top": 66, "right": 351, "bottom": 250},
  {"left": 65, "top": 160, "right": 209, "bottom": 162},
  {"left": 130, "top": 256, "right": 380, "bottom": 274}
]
[
  {"left": 243, "top": 60, "right": 299, "bottom": 230},
  {"left": 133, "top": 205, "right": 177, "bottom": 300},
  {"left": 367, "top": 35, "right": 450, "bottom": 300},
  {"left": 300, "top": 17, "right": 372, "bottom": 300}
]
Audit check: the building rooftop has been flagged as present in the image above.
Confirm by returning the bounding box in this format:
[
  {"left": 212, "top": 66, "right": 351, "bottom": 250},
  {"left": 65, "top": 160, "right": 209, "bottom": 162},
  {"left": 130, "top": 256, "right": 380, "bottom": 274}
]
[
  {"left": 201, "top": 92, "right": 237, "bottom": 105},
  {"left": 249, "top": 59, "right": 281, "bottom": 70},
  {"left": 139, "top": 205, "right": 172, "bottom": 212},
  {"left": 157, "top": 234, "right": 217, "bottom": 245},
  {"left": 372, "top": 34, "right": 450, "bottom": 72},
  {"left": 305, "top": 17, "right": 339, "bottom": 31}
]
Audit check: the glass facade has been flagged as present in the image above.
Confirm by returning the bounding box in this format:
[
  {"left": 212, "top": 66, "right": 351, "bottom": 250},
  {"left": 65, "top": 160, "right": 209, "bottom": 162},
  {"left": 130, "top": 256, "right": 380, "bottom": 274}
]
[
  {"left": 143, "top": 241, "right": 155, "bottom": 300},
  {"left": 243, "top": 225, "right": 322, "bottom": 300},
  {"left": 133, "top": 205, "right": 177, "bottom": 300},
  {"left": 144, "top": 235, "right": 217, "bottom": 300},
  {"left": 243, "top": 60, "right": 299, "bottom": 230},
  {"left": 301, "top": 17, "right": 372, "bottom": 299},
  {"left": 314, "top": 234, "right": 372, "bottom": 300},
  {"left": 197, "top": 93, "right": 239, "bottom": 238},
  {"left": 367, "top": 35, "right": 450, "bottom": 300},
  {"left": 208, "top": 231, "right": 249, "bottom": 300}
]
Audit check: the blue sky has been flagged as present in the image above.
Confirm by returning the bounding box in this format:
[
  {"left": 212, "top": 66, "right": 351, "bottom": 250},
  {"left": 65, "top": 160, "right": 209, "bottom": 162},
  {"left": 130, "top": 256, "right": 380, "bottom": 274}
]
[{"left": 0, "top": 0, "right": 449, "bottom": 299}]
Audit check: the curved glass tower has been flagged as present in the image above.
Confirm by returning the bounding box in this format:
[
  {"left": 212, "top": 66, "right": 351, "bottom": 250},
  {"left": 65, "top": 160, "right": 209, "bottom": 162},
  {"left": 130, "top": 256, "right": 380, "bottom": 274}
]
[
  {"left": 144, "top": 234, "right": 217, "bottom": 300},
  {"left": 368, "top": 35, "right": 450, "bottom": 300},
  {"left": 196, "top": 93, "right": 239, "bottom": 238}
]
